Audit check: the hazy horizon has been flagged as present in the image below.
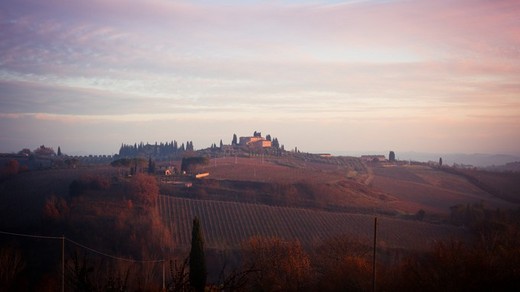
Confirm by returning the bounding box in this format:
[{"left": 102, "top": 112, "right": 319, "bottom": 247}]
[{"left": 1, "top": 0, "right": 519, "bottom": 156}]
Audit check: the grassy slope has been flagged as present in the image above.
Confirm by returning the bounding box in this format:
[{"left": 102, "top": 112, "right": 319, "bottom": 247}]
[
  {"left": 191, "top": 156, "right": 518, "bottom": 216},
  {"left": 184, "top": 156, "right": 392, "bottom": 212},
  {"left": 370, "top": 164, "right": 519, "bottom": 214}
]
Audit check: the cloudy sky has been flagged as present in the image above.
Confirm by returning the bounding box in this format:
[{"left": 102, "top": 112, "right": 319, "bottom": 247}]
[{"left": 1, "top": 0, "right": 519, "bottom": 155}]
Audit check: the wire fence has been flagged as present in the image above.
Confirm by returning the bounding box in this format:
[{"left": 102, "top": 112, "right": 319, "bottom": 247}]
[
  {"left": 0, "top": 230, "right": 166, "bottom": 291},
  {"left": 0, "top": 230, "right": 165, "bottom": 263}
]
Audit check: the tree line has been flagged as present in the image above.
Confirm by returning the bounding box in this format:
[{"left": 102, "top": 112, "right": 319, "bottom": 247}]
[
  {"left": 117, "top": 132, "right": 285, "bottom": 160},
  {"left": 118, "top": 141, "right": 194, "bottom": 158}
]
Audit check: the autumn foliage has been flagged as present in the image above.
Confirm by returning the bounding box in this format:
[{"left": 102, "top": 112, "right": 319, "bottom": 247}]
[
  {"left": 128, "top": 173, "right": 159, "bottom": 207},
  {"left": 42, "top": 195, "right": 69, "bottom": 221},
  {"left": 244, "top": 237, "right": 312, "bottom": 291},
  {"left": 0, "top": 160, "right": 21, "bottom": 180},
  {"left": 312, "top": 236, "right": 372, "bottom": 291}
]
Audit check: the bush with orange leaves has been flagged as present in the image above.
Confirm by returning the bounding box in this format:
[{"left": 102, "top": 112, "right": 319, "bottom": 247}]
[
  {"left": 312, "top": 235, "right": 372, "bottom": 291},
  {"left": 0, "top": 160, "right": 20, "bottom": 180},
  {"left": 127, "top": 173, "right": 159, "bottom": 207},
  {"left": 42, "top": 195, "right": 69, "bottom": 221},
  {"left": 243, "top": 236, "right": 312, "bottom": 291}
]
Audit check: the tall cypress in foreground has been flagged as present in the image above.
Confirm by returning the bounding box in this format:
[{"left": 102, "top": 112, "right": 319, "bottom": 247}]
[{"left": 189, "top": 217, "right": 206, "bottom": 292}]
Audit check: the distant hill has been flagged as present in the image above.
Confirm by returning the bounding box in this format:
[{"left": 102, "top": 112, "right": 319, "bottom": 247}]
[
  {"left": 390, "top": 152, "right": 520, "bottom": 168},
  {"left": 485, "top": 161, "right": 520, "bottom": 172}
]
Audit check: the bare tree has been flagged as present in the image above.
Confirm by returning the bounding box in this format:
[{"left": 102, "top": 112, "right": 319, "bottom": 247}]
[{"left": 0, "top": 247, "right": 25, "bottom": 290}]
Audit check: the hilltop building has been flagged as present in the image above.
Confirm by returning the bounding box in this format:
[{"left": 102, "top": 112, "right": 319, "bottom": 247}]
[
  {"left": 360, "top": 155, "right": 386, "bottom": 162},
  {"left": 239, "top": 132, "right": 272, "bottom": 150}
]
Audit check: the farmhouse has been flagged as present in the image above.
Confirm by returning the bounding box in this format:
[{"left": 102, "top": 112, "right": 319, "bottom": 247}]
[
  {"left": 195, "top": 172, "right": 210, "bottom": 179},
  {"left": 239, "top": 132, "right": 272, "bottom": 150},
  {"left": 360, "top": 155, "right": 386, "bottom": 162}
]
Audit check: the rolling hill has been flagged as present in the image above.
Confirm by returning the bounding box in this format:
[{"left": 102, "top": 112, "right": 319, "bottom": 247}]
[{"left": 1, "top": 152, "right": 519, "bottom": 290}]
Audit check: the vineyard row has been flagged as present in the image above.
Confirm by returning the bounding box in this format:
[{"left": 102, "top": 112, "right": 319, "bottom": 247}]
[{"left": 158, "top": 196, "right": 466, "bottom": 251}]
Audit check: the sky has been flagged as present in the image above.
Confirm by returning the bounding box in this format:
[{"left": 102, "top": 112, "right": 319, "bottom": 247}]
[{"left": 1, "top": 0, "right": 519, "bottom": 156}]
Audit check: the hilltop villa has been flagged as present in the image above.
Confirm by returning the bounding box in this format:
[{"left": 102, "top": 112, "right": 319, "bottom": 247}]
[{"left": 239, "top": 132, "right": 272, "bottom": 150}]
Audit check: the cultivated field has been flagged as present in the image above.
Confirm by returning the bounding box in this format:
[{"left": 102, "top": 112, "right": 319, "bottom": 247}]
[
  {"left": 198, "top": 155, "right": 367, "bottom": 184},
  {"left": 158, "top": 195, "right": 469, "bottom": 252}
]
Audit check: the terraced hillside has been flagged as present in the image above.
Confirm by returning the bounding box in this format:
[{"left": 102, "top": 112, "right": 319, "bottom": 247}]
[{"left": 158, "top": 196, "right": 469, "bottom": 251}]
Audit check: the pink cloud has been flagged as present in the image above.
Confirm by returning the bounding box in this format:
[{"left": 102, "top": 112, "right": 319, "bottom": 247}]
[
  {"left": 1, "top": 0, "right": 519, "bottom": 154},
  {"left": 0, "top": 113, "right": 28, "bottom": 119}
]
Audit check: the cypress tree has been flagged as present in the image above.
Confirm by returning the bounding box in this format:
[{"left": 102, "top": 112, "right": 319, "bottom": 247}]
[
  {"left": 189, "top": 217, "right": 206, "bottom": 292},
  {"left": 148, "top": 157, "right": 155, "bottom": 174},
  {"left": 389, "top": 151, "right": 396, "bottom": 162}
]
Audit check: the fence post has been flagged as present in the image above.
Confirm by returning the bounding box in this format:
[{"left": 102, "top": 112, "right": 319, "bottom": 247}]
[
  {"left": 162, "top": 260, "right": 166, "bottom": 291},
  {"left": 372, "top": 217, "right": 377, "bottom": 292},
  {"left": 62, "top": 235, "right": 65, "bottom": 292}
]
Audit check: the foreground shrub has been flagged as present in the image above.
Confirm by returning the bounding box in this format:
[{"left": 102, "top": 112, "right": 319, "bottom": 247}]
[
  {"left": 243, "top": 237, "right": 312, "bottom": 291},
  {"left": 128, "top": 173, "right": 159, "bottom": 207}
]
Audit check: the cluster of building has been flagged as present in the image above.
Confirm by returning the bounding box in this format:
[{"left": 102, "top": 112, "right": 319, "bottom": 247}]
[
  {"left": 360, "top": 155, "right": 387, "bottom": 162},
  {"left": 238, "top": 132, "right": 272, "bottom": 150},
  {"left": 238, "top": 132, "right": 390, "bottom": 162}
]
